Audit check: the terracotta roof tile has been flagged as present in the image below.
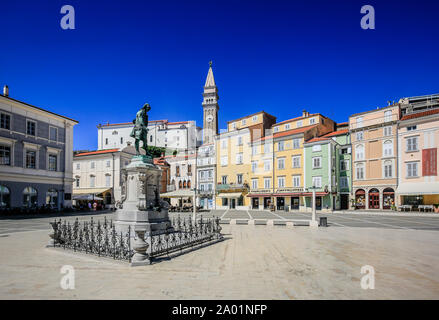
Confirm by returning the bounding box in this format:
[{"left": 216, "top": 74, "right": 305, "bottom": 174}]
[
  {"left": 75, "top": 149, "right": 119, "bottom": 157},
  {"left": 258, "top": 124, "right": 318, "bottom": 141},
  {"left": 400, "top": 108, "right": 439, "bottom": 121}
]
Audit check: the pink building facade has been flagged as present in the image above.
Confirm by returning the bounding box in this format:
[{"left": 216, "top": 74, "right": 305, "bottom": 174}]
[{"left": 397, "top": 108, "right": 439, "bottom": 207}]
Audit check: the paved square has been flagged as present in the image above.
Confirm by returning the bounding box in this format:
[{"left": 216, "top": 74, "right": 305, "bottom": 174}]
[{"left": 0, "top": 213, "right": 439, "bottom": 299}]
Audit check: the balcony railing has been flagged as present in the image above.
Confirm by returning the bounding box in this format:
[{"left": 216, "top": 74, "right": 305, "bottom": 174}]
[
  {"left": 216, "top": 183, "right": 248, "bottom": 191},
  {"left": 167, "top": 185, "right": 176, "bottom": 192}
]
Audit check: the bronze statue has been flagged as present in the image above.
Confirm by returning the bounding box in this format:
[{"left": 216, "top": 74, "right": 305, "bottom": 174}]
[{"left": 130, "top": 103, "right": 151, "bottom": 156}]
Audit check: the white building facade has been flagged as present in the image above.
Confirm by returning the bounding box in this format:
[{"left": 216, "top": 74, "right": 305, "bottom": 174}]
[
  {"left": 97, "top": 119, "right": 201, "bottom": 151},
  {"left": 72, "top": 146, "right": 136, "bottom": 205}
]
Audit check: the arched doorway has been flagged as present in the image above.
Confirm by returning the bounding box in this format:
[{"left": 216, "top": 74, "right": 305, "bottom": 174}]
[
  {"left": 369, "top": 188, "right": 380, "bottom": 209},
  {"left": 0, "top": 185, "right": 10, "bottom": 209},
  {"left": 105, "top": 192, "right": 112, "bottom": 205},
  {"left": 23, "top": 187, "right": 38, "bottom": 207},
  {"left": 383, "top": 188, "right": 395, "bottom": 209},
  {"left": 46, "top": 188, "right": 58, "bottom": 208},
  {"left": 355, "top": 189, "right": 366, "bottom": 209}
]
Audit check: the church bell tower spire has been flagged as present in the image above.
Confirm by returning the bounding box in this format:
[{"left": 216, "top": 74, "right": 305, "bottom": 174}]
[{"left": 202, "top": 61, "right": 219, "bottom": 144}]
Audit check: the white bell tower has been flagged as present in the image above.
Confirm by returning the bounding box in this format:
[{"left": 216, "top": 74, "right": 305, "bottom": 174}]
[{"left": 202, "top": 61, "right": 219, "bottom": 144}]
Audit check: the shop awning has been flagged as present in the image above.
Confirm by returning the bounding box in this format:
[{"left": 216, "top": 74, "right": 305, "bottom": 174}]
[
  {"left": 216, "top": 192, "right": 243, "bottom": 198},
  {"left": 73, "top": 188, "right": 111, "bottom": 196},
  {"left": 396, "top": 182, "right": 439, "bottom": 195},
  {"left": 160, "top": 189, "right": 194, "bottom": 198},
  {"left": 301, "top": 192, "right": 329, "bottom": 196}
]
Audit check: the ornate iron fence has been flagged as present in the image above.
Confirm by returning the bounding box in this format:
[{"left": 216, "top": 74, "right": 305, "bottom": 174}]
[{"left": 48, "top": 216, "right": 223, "bottom": 264}]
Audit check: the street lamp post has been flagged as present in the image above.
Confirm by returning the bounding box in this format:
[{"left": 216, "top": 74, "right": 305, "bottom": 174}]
[{"left": 307, "top": 185, "right": 319, "bottom": 228}]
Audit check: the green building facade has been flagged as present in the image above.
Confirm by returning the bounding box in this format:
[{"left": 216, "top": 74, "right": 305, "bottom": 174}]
[{"left": 303, "top": 129, "right": 351, "bottom": 212}]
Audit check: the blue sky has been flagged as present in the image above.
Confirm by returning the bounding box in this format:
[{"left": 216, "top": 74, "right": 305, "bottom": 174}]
[{"left": 1, "top": 0, "right": 438, "bottom": 150}]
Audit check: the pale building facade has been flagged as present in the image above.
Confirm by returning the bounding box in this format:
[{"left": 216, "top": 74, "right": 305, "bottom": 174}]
[
  {"left": 349, "top": 105, "right": 400, "bottom": 210},
  {"left": 72, "top": 146, "right": 136, "bottom": 205},
  {"left": 97, "top": 119, "right": 201, "bottom": 151},
  {"left": 0, "top": 87, "right": 78, "bottom": 209},
  {"left": 397, "top": 108, "right": 439, "bottom": 207},
  {"left": 196, "top": 143, "right": 216, "bottom": 209}
]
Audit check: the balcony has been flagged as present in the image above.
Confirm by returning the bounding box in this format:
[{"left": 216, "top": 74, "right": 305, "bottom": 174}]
[
  {"left": 167, "top": 184, "right": 176, "bottom": 192},
  {"left": 216, "top": 183, "right": 248, "bottom": 191}
]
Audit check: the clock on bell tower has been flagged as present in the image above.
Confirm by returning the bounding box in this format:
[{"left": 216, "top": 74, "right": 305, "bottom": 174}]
[{"left": 202, "top": 61, "right": 219, "bottom": 144}]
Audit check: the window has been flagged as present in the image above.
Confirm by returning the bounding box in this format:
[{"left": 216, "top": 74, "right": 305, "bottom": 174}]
[
  {"left": 188, "top": 164, "right": 192, "bottom": 174},
  {"left": 407, "top": 125, "right": 417, "bottom": 131},
  {"left": 27, "top": 120, "right": 36, "bottom": 136},
  {"left": 106, "top": 160, "right": 111, "bottom": 168},
  {"left": 339, "top": 176, "right": 348, "bottom": 188},
  {"left": 176, "top": 165, "right": 180, "bottom": 176},
  {"left": 242, "top": 119, "right": 246, "bottom": 125},
  {"left": 237, "top": 136, "right": 243, "bottom": 146},
  {"left": 237, "top": 174, "right": 243, "bottom": 184},
  {"left": 221, "top": 139, "right": 227, "bottom": 149},
  {"left": 384, "top": 161, "right": 393, "bottom": 178},
  {"left": 312, "top": 176, "right": 322, "bottom": 188},
  {"left": 231, "top": 123, "right": 236, "bottom": 130},
  {"left": 264, "top": 159, "right": 271, "bottom": 171},
  {"left": 251, "top": 179, "right": 258, "bottom": 189},
  {"left": 49, "top": 127, "right": 58, "bottom": 141},
  {"left": 26, "top": 151, "right": 36, "bottom": 169},
  {"left": 1, "top": 113, "right": 11, "bottom": 130},
  {"left": 383, "top": 140, "right": 393, "bottom": 157},
  {"left": 278, "top": 141, "right": 284, "bottom": 151},
  {"left": 277, "top": 158, "right": 285, "bottom": 169},
  {"left": 356, "top": 117, "right": 363, "bottom": 128},
  {"left": 312, "top": 144, "right": 321, "bottom": 152},
  {"left": 264, "top": 178, "right": 271, "bottom": 189},
  {"left": 0, "top": 145, "right": 11, "bottom": 165},
  {"left": 105, "top": 138, "right": 108, "bottom": 145},
  {"left": 293, "top": 175, "right": 301, "bottom": 187},
  {"left": 356, "top": 131, "right": 364, "bottom": 141},
  {"left": 384, "top": 126, "right": 392, "bottom": 136},
  {"left": 292, "top": 155, "right": 301, "bottom": 168},
  {"left": 251, "top": 145, "right": 257, "bottom": 155},
  {"left": 285, "top": 124, "right": 290, "bottom": 130},
  {"left": 264, "top": 143, "right": 271, "bottom": 154},
  {"left": 222, "top": 175, "right": 227, "bottom": 184},
  {"left": 340, "top": 160, "right": 348, "bottom": 171},
  {"left": 0, "top": 185, "right": 10, "bottom": 208},
  {"left": 407, "top": 162, "right": 419, "bottom": 178},
  {"left": 341, "top": 148, "right": 348, "bottom": 154},
  {"left": 251, "top": 161, "right": 257, "bottom": 173},
  {"left": 106, "top": 174, "right": 111, "bottom": 187},
  {"left": 292, "top": 138, "right": 300, "bottom": 149},
  {"left": 76, "top": 163, "right": 80, "bottom": 170},
  {"left": 23, "top": 186, "right": 37, "bottom": 207},
  {"left": 384, "top": 110, "right": 392, "bottom": 122},
  {"left": 297, "top": 121, "right": 303, "bottom": 128},
  {"left": 221, "top": 156, "right": 228, "bottom": 166},
  {"left": 356, "top": 163, "right": 365, "bottom": 180},
  {"left": 278, "top": 176, "right": 285, "bottom": 188},
  {"left": 312, "top": 157, "right": 321, "bottom": 169},
  {"left": 235, "top": 153, "right": 243, "bottom": 164},
  {"left": 90, "top": 175, "right": 96, "bottom": 187},
  {"left": 274, "top": 127, "right": 279, "bottom": 133},
  {"left": 48, "top": 154, "right": 57, "bottom": 171},
  {"left": 46, "top": 189, "right": 58, "bottom": 206},
  {"left": 90, "top": 161, "right": 95, "bottom": 169},
  {"left": 356, "top": 145, "right": 365, "bottom": 160},
  {"left": 150, "top": 135, "right": 153, "bottom": 142},
  {"left": 75, "top": 177, "right": 80, "bottom": 188},
  {"left": 406, "top": 136, "right": 418, "bottom": 152},
  {"left": 120, "top": 137, "right": 123, "bottom": 144},
  {"left": 252, "top": 115, "right": 257, "bottom": 122},
  {"left": 309, "top": 118, "right": 316, "bottom": 124}
]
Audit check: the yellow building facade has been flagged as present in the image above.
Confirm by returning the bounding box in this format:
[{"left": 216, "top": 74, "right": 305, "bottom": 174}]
[
  {"left": 247, "top": 111, "right": 335, "bottom": 211},
  {"left": 215, "top": 111, "right": 276, "bottom": 209}
]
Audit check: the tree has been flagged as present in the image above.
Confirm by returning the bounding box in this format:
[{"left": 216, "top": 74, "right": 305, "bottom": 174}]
[{"left": 146, "top": 146, "right": 166, "bottom": 158}]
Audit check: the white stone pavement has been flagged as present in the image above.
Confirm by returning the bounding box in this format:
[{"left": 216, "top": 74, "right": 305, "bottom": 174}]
[{"left": 0, "top": 224, "right": 438, "bottom": 299}]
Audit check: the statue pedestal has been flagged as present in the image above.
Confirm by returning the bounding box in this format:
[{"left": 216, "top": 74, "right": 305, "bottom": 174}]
[{"left": 114, "top": 155, "right": 173, "bottom": 239}]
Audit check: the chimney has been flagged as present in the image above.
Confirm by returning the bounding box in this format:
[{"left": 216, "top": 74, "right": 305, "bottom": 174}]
[
  {"left": 3, "top": 85, "right": 9, "bottom": 97},
  {"left": 302, "top": 109, "right": 309, "bottom": 118}
]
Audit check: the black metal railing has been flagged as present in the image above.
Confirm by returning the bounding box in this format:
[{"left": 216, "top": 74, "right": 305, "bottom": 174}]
[{"left": 48, "top": 216, "right": 223, "bottom": 264}]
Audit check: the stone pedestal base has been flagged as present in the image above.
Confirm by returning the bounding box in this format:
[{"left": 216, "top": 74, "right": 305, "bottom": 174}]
[{"left": 114, "top": 209, "right": 173, "bottom": 237}]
